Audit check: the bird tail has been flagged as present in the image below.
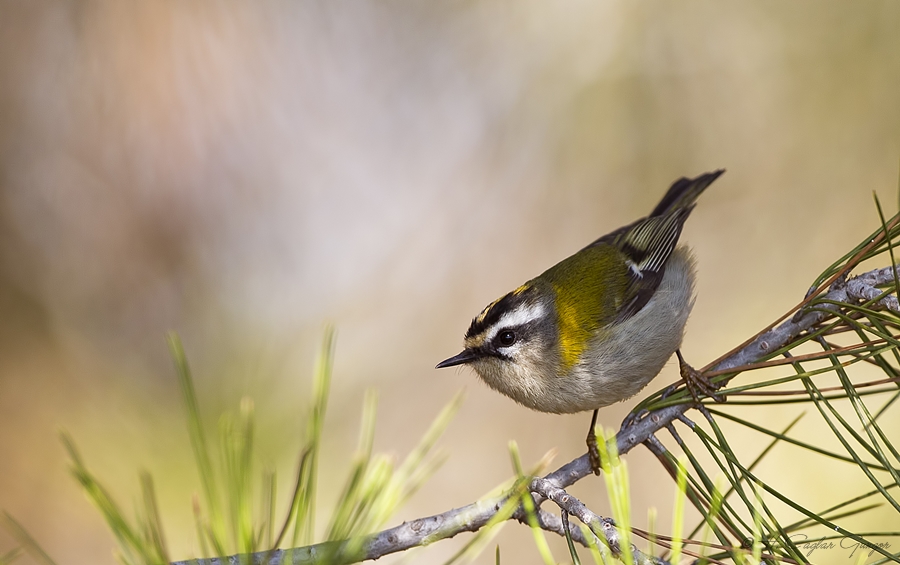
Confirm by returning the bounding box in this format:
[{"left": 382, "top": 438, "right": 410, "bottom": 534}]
[
  {"left": 650, "top": 169, "right": 725, "bottom": 218},
  {"left": 603, "top": 169, "right": 724, "bottom": 280},
  {"left": 586, "top": 169, "right": 724, "bottom": 265}
]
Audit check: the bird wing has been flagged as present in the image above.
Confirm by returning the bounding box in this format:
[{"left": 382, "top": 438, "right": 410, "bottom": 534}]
[{"left": 602, "top": 211, "right": 689, "bottom": 323}]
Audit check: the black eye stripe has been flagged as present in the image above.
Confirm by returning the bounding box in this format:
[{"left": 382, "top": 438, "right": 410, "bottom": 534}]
[{"left": 489, "top": 318, "right": 546, "bottom": 350}]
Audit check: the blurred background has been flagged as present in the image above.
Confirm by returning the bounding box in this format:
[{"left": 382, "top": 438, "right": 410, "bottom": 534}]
[{"left": 1, "top": 1, "right": 899, "bottom": 563}]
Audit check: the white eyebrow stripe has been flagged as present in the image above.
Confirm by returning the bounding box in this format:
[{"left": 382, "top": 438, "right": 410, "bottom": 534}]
[{"left": 485, "top": 302, "right": 546, "bottom": 342}]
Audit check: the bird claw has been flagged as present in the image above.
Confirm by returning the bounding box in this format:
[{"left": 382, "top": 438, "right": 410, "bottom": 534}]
[
  {"left": 676, "top": 350, "right": 725, "bottom": 404},
  {"left": 620, "top": 408, "right": 649, "bottom": 429}
]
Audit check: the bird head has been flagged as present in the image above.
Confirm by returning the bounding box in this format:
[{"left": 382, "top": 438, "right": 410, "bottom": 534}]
[{"left": 436, "top": 282, "right": 562, "bottom": 402}]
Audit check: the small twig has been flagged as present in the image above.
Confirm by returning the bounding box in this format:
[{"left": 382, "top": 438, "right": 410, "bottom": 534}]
[
  {"left": 844, "top": 267, "right": 900, "bottom": 312},
  {"left": 527, "top": 507, "right": 589, "bottom": 546},
  {"left": 701, "top": 338, "right": 891, "bottom": 379},
  {"left": 530, "top": 477, "right": 669, "bottom": 565}
]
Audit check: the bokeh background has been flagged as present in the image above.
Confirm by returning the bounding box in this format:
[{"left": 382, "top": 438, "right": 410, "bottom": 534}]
[{"left": 1, "top": 1, "right": 899, "bottom": 564}]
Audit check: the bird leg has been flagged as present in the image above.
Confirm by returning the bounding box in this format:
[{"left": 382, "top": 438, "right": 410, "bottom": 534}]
[
  {"left": 676, "top": 349, "right": 725, "bottom": 404},
  {"left": 586, "top": 409, "right": 602, "bottom": 476}
]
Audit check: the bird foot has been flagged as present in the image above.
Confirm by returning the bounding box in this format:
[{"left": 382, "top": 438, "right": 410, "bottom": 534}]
[
  {"left": 620, "top": 408, "right": 649, "bottom": 429},
  {"left": 676, "top": 350, "right": 725, "bottom": 404}
]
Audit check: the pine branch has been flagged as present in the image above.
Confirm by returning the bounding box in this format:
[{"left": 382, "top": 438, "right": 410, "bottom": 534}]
[{"left": 172, "top": 264, "right": 900, "bottom": 565}]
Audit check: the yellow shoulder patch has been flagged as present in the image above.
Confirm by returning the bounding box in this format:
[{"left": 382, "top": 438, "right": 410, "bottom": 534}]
[{"left": 554, "top": 292, "right": 591, "bottom": 371}]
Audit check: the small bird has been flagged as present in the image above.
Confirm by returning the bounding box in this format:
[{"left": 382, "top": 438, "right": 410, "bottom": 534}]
[{"left": 436, "top": 170, "right": 723, "bottom": 473}]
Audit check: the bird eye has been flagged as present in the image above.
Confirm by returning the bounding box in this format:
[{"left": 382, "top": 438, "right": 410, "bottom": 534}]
[{"left": 498, "top": 330, "right": 516, "bottom": 347}]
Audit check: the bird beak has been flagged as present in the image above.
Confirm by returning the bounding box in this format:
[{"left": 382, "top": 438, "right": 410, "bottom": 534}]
[{"left": 435, "top": 349, "right": 477, "bottom": 369}]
